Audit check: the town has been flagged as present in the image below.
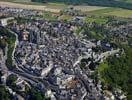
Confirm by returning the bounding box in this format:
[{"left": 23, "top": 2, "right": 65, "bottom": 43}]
[{"left": 0, "top": 4, "right": 131, "bottom": 100}]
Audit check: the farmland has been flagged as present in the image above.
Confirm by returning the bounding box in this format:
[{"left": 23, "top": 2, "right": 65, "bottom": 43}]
[
  {"left": 88, "top": 8, "right": 132, "bottom": 18},
  {"left": 0, "top": 0, "right": 132, "bottom": 18},
  {"left": 122, "top": 0, "right": 132, "bottom": 3},
  {"left": 0, "top": 1, "right": 108, "bottom": 13},
  {"left": 0, "top": 1, "right": 60, "bottom": 12},
  {"left": 83, "top": 17, "right": 108, "bottom": 24},
  {"left": 73, "top": 6, "right": 107, "bottom": 12},
  {"left": 105, "top": 9, "right": 132, "bottom": 18}
]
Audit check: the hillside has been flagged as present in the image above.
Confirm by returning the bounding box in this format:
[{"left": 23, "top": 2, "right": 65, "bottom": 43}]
[
  {"left": 31, "top": 0, "right": 132, "bottom": 9},
  {"left": 1, "top": 0, "right": 132, "bottom": 9}
]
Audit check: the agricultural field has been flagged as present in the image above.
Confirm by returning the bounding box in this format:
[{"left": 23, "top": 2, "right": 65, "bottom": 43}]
[
  {"left": 105, "top": 9, "right": 132, "bottom": 18},
  {"left": 0, "top": 1, "right": 110, "bottom": 13},
  {"left": 58, "top": 15, "right": 73, "bottom": 21},
  {"left": 121, "top": 0, "right": 132, "bottom": 3},
  {"left": 0, "top": 0, "right": 31, "bottom": 2},
  {"left": 73, "top": 6, "right": 108, "bottom": 12},
  {"left": 88, "top": 8, "right": 132, "bottom": 18},
  {"left": 83, "top": 17, "right": 108, "bottom": 24},
  {"left": 0, "top": 0, "right": 132, "bottom": 18},
  {"left": 0, "top": 1, "right": 60, "bottom": 12},
  {"left": 43, "top": 12, "right": 58, "bottom": 21}
]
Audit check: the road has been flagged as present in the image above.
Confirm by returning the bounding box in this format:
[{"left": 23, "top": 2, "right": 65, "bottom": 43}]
[
  {"left": 5, "top": 29, "right": 59, "bottom": 92},
  {"left": 5, "top": 29, "right": 120, "bottom": 96}
]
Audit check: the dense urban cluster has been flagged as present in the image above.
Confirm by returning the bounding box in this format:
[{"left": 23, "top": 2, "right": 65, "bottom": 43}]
[
  {"left": 12, "top": 18, "right": 105, "bottom": 99},
  {"left": 0, "top": 6, "right": 131, "bottom": 100}
]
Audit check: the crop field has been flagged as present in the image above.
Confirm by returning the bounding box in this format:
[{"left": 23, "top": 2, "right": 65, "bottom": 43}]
[
  {"left": 83, "top": 17, "right": 108, "bottom": 24},
  {"left": 105, "top": 9, "right": 132, "bottom": 18},
  {"left": 88, "top": 8, "right": 132, "bottom": 18},
  {"left": 0, "top": 0, "right": 132, "bottom": 18},
  {"left": 0, "top": 1, "right": 61, "bottom": 12},
  {"left": 73, "top": 6, "right": 107, "bottom": 12},
  {"left": 121, "top": 0, "right": 132, "bottom": 3},
  {"left": 58, "top": 15, "right": 73, "bottom": 21},
  {"left": 0, "top": 1, "right": 108, "bottom": 13},
  {"left": 0, "top": 0, "right": 30, "bottom": 2}
]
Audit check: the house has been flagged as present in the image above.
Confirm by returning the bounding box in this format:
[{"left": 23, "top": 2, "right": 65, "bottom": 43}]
[
  {"left": 21, "top": 31, "right": 29, "bottom": 41},
  {"left": 41, "top": 63, "right": 53, "bottom": 77},
  {"left": 45, "top": 89, "right": 53, "bottom": 98},
  {"left": 0, "top": 17, "right": 14, "bottom": 26},
  {"left": 57, "top": 74, "right": 75, "bottom": 87}
]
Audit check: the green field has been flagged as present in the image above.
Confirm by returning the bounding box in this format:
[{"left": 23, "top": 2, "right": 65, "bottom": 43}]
[
  {"left": 83, "top": 17, "right": 108, "bottom": 24},
  {"left": 121, "top": 0, "right": 132, "bottom": 3},
  {"left": 58, "top": 15, "right": 73, "bottom": 21},
  {"left": 105, "top": 9, "right": 132, "bottom": 18},
  {"left": 0, "top": 0, "right": 132, "bottom": 18},
  {"left": 43, "top": 12, "right": 58, "bottom": 20},
  {"left": 0, "top": 0, "right": 30, "bottom": 2},
  {"left": 88, "top": 8, "right": 132, "bottom": 18}
]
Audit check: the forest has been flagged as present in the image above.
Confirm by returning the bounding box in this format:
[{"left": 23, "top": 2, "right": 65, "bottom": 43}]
[{"left": 100, "top": 46, "right": 132, "bottom": 99}]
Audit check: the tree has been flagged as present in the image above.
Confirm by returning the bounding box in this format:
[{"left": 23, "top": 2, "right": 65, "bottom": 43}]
[
  {"left": 27, "top": 88, "right": 49, "bottom": 100},
  {"left": 99, "top": 46, "right": 132, "bottom": 99},
  {"left": 0, "top": 85, "right": 10, "bottom": 100}
]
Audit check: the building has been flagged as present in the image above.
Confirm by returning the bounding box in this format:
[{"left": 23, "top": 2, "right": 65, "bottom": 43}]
[
  {"left": 21, "top": 31, "right": 29, "bottom": 41},
  {"left": 0, "top": 17, "right": 14, "bottom": 26},
  {"left": 41, "top": 62, "right": 53, "bottom": 77}
]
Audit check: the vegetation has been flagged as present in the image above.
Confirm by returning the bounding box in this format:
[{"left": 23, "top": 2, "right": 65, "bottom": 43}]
[
  {"left": 0, "top": 85, "right": 10, "bottom": 100},
  {"left": 97, "top": 46, "right": 132, "bottom": 99},
  {"left": 82, "top": 16, "right": 132, "bottom": 99},
  {"left": 27, "top": 88, "right": 49, "bottom": 100},
  {"left": 0, "top": 72, "right": 10, "bottom": 100},
  {"left": 83, "top": 25, "right": 105, "bottom": 40},
  {"left": 74, "top": 27, "right": 82, "bottom": 37},
  {"left": 88, "top": 8, "right": 132, "bottom": 18},
  {"left": 43, "top": 12, "right": 58, "bottom": 21},
  {"left": 0, "top": 27, "right": 16, "bottom": 69},
  {"left": 80, "top": 62, "right": 86, "bottom": 70},
  {"left": 6, "top": 74, "right": 17, "bottom": 91},
  {"left": 84, "top": 17, "right": 108, "bottom": 24},
  {"left": 105, "top": 8, "right": 132, "bottom": 18},
  {"left": 0, "top": 37, "right": 7, "bottom": 49},
  {"left": 59, "top": 15, "right": 73, "bottom": 21},
  {"left": 0, "top": 0, "right": 31, "bottom": 2},
  {"left": 31, "top": 0, "right": 132, "bottom": 9},
  {"left": 16, "top": 17, "right": 30, "bottom": 24}
]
